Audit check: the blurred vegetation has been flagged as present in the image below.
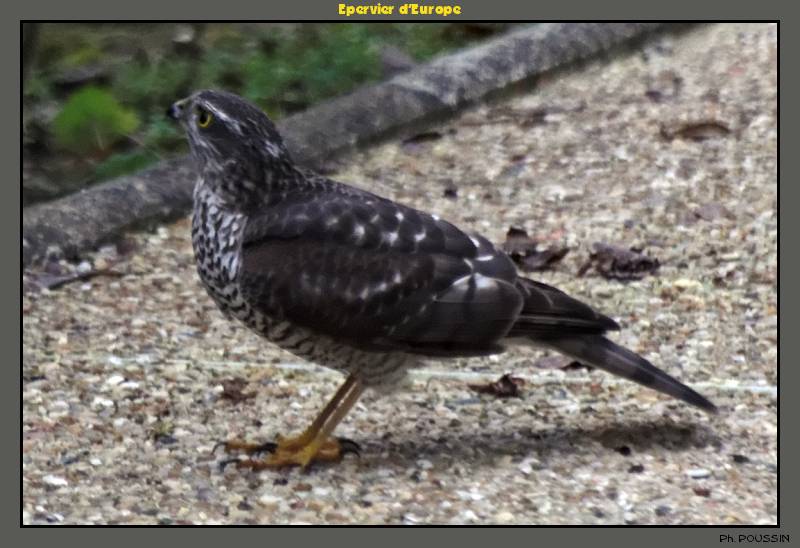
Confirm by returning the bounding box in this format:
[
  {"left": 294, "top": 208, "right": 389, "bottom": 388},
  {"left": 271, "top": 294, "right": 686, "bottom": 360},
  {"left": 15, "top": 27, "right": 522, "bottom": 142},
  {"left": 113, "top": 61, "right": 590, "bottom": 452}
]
[
  {"left": 52, "top": 87, "right": 139, "bottom": 155},
  {"left": 23, "top": 23, "right": 511, "bottom": 205}
]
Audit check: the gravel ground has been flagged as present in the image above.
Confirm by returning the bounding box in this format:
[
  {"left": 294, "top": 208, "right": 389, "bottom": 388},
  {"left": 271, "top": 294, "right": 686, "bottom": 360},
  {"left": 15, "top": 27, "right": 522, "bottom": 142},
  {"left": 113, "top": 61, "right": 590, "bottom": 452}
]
[{"left": 22, "top": 23, "right": 777, "bottom": 525}]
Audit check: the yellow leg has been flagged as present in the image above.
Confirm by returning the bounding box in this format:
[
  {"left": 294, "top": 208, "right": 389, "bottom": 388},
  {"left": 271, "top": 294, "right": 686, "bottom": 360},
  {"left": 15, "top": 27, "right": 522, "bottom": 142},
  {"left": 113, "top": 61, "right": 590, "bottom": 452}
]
[
  {"left": 220, "top": 374, "right": 365, "bottom": 470},
  {"left": 276, "top": 375, "right": 358, "bottom": 450},
  {"left": 247, "top": 379, "right": 365, "bottom": 470}
]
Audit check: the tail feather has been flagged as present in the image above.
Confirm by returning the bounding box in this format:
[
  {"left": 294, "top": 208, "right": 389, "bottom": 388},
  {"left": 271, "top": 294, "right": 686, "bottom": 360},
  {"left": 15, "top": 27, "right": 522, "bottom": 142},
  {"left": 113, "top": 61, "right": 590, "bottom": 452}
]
[{"left": 541, "top": 335, "right": 717, "bottom": 413}]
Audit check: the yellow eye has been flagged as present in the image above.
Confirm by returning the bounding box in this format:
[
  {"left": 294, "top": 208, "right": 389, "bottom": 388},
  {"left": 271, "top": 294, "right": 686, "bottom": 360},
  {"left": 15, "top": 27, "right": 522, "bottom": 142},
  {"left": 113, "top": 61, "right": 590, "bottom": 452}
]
[{"left": 197, "top": 109, "right": 213, "bottom": 128}]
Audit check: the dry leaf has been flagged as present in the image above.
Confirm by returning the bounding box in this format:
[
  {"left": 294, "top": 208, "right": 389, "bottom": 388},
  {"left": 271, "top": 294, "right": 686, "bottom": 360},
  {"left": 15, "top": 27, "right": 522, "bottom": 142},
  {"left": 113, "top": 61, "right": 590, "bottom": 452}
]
[
  {"left": 502, "top": 226, "right": 569, "bottom": 272},
  {"left": 468, "top": 374, "right": 525, "bottom": 398},
  {"left": 220, "top": 377, "right": 255, "bottom": 403},
  {"left": 579, "top": 243, "right": 660, "bottom": 281}
]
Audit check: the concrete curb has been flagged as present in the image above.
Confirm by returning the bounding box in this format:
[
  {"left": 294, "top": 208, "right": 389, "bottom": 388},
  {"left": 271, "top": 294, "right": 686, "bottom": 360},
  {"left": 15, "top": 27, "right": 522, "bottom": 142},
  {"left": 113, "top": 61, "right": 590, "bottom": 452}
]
[{"left": 22, "top": 23, "right": 665, "bottom": 267}]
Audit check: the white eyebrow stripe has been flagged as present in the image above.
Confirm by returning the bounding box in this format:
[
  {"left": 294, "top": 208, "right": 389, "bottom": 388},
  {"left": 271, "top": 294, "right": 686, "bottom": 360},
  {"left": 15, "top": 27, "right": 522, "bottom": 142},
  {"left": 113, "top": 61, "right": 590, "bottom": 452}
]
[
  {"left": 204, "top": 104, "right": 233, "bottom": 122},
  {"left": 203, "top": 103, "right": 243, "bottom": 132}
]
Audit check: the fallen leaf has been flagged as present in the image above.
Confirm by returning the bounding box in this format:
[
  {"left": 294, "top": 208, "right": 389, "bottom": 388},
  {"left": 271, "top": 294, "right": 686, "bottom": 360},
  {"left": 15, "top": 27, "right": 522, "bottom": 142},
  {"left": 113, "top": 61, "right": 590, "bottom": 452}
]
[
  {"left": 503, "top": 226, "right": 537, "bottom": 256},
  {"left": 660, "top": 120, "right": 731, "bottom": 141},
  {"left": 442, "top": 184, "right": 458, "bottom": 199},
  {"left": 468, "top": 374, "right": 525, "bottom": 398},
  {"left": 502, "top": 227, "right": 569, "bottom": 272},
  {"left": 579, "top": 243, "right": 660, "bottom": 281},
  {"left": 220, "top": 377, "right": 255, "bottom": 403}
]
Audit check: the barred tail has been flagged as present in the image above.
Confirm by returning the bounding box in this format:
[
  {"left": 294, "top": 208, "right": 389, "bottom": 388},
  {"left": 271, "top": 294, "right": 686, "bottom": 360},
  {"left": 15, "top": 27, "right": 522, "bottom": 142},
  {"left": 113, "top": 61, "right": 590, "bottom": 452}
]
[{"left": 542, "top": 335, "right": 717, "bottom": 413}]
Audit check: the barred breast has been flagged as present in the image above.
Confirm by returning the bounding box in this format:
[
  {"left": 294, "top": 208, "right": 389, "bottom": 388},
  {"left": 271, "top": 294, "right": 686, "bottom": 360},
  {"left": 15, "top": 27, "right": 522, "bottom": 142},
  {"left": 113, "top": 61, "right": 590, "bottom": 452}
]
[{"left": 191, "top": 182, "right": 414, "bottom": 387}]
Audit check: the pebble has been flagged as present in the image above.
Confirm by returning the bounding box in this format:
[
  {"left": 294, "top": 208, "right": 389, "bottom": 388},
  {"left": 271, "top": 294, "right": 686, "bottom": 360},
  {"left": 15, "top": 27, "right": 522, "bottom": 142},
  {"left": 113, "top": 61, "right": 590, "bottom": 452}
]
[
  {"left": 517, "top": 457, "right": 541, "bottom": 475},
  {"left": 43, "top": 475, "right": 68, "bottom": 487},
  {"left": 46, "top": 512, "right": 65, "bottom": 523},
  {"left": 461, "top": 509, "right": 478, "bottom": 522},
  {"left": 105, "top": 374, "right": 125, "bottom": 386},
  {"left": 655, "top": 505, "right": 671, "bottom": 517},
  {"left": 455, "top": 489, "right": 484, "bottom": 501},
  {"left": 494, "top": 510, "right": 515, "bottom": 523},
  {"left": 91, "top": 396, "right": 115, "bottom": 410},
  {"left": 49, "top": 400, "right": 69, "bottom": 415},
  {"left": 673, "top": 278, "right": 702, "bottom": 291},
  {"left": 686, "top": 468, "right": 711, "bottom": 479},
  {"left": 258, "top": 494, "right": 281, "bottom": 508}
]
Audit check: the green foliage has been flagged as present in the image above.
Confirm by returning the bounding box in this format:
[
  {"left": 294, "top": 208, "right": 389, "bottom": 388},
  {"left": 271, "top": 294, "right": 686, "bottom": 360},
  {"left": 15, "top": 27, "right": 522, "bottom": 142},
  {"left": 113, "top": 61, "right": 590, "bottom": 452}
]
[
  {"left": 240, "top": 24, "right": 382, "bottom": 114},
  {"left": 23, "top": 72, "right": 52, "bottom": 102},
  {"left": 389, "top": 24, "right": 466, "bottom": 60},
  {"left": 52, "top": 87, "right": 140, "bottom": 155},
  {"left": 93, "top": 150, "right": 159, "bottom": 180},
  {"left": 61, "top": 44, "right": 106, "bottom": 68},
  {"left": 112, "top": 58, "right": 194, "bottom": 112}
]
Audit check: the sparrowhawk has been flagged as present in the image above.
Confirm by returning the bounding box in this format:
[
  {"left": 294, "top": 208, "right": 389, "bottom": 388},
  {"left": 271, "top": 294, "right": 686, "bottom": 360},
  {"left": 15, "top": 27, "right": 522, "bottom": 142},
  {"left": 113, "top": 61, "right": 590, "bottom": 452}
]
[{"left": 168, "top": 90, "right": 716, "bottom": 470}]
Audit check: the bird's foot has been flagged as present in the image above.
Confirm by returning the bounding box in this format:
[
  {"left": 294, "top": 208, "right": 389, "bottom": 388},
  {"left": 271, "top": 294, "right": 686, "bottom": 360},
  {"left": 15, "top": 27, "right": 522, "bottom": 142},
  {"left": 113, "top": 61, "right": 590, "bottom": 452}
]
[{"left": 215, "top": 436, "right": 359, "bottom": 471}]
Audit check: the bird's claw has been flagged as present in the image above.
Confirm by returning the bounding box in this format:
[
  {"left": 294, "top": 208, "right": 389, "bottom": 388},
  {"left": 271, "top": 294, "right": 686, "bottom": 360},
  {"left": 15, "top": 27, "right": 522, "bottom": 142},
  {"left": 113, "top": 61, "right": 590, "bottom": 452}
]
[
  {"left": 212, "top": 439, "right": 278, "bottom": 456},
  {"left": 338, "top": 437, "right": 361, "bottom": 457},
  {"left": 217, "top": 456, "right": 244, "bottom": 472},
  {"left": 214, "top": 436, "right": 360, "bottom": 472}
]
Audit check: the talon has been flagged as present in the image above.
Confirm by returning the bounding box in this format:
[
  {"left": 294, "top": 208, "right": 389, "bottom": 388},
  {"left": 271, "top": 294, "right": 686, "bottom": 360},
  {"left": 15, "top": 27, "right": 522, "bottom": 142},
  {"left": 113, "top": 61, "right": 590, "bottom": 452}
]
[
  {"left": 212, "top": 440, "right": 230, "bottom": 455},
  {"left": 212, "top": 375, "right": 366, "bottom": 472},
  {"left": 218, "top": 457, "right": 243, "bottom": 472},
  {"left": 338, "top": 438, "right": 361, "bottom": 457},
  {"left": 213, "top": 439, "right": 279, "bottom": 455},
  {"left": 250, "top": 441, "right": 278, "bottom": 455},
  {"left": 216, "top": 436, "right": 360, "bottom": 471}
]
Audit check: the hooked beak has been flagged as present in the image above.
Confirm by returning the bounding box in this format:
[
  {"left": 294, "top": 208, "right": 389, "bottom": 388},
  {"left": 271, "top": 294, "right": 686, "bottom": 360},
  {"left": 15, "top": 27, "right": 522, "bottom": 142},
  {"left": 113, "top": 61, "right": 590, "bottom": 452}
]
[{"left": 167, "top": 99, "right": 188, "bottom": 121}]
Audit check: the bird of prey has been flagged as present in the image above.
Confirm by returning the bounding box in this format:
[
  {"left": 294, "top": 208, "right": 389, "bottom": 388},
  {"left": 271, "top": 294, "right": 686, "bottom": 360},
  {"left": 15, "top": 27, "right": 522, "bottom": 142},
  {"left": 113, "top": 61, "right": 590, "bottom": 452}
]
[{"left": 168, "top": 90, "right": 716, "bottom": 470}]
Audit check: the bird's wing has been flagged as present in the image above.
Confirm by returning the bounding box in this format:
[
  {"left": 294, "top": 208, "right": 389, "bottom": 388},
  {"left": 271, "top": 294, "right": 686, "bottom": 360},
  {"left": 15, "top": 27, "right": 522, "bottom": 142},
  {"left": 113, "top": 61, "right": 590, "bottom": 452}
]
[
  {"left": 507, "top": 277, "right": 621, "bottom": 337},
  {"left": 238, "top": 189, "right": 523, "bottom": 356}
]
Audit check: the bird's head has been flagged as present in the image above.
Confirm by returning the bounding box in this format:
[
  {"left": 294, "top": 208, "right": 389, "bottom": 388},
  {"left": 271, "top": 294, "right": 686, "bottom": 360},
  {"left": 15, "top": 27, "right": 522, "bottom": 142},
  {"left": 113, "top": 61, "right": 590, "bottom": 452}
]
[{"left": 168, "top": 90, "right": 293, "bottom": 205}]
